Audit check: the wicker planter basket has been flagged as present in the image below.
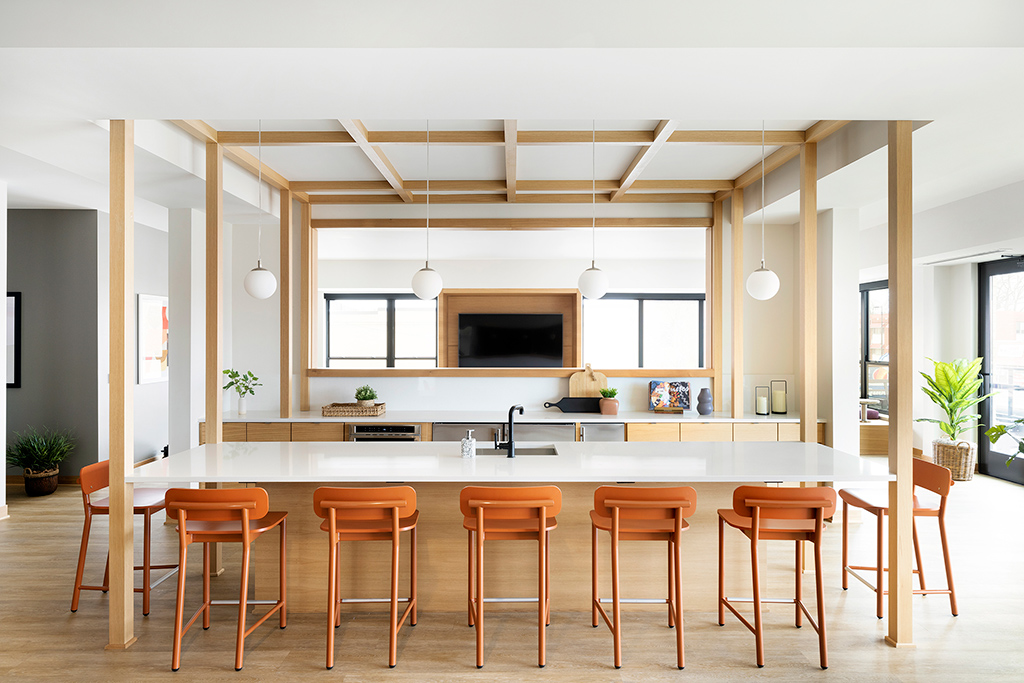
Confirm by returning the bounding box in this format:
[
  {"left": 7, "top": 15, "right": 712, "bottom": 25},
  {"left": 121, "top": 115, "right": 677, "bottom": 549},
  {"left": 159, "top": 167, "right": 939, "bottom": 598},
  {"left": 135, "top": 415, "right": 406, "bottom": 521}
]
[
  {"left": 23, "top": 468, "right": 60, "bottom": 497},
  {"left": 321, "top": 402, "right": 386, "bottom": 417},
  {"left": 932, "top": 439, "right": 976, "bottom": 481}
]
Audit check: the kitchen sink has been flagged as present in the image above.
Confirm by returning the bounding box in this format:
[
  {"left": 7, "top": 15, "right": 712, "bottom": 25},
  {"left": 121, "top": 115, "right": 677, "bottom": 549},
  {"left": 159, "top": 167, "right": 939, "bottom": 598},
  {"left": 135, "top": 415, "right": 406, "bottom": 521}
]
[{"left": 474, "top": 446, "right": 559, "bottom": 456}]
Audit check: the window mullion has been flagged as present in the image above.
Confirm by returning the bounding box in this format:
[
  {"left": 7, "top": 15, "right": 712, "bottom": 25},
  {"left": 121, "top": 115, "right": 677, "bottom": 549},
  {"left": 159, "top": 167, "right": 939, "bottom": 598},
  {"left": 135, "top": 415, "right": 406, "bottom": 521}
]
[
  {"left": 386, "top": 298, "right": 396, "bottom": 368},
  {"left": 637, "top": 299, "right": 645, "bottom": 368}
]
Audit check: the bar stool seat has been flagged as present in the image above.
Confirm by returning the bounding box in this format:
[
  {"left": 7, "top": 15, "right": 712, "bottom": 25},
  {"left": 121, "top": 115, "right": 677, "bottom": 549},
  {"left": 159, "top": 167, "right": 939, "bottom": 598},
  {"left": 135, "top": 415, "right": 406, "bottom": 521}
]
[
  {"left": 165, "top": 487, "right": 287, "bottom": 672},
  {"left": 461, "top": 485, "right": 561, "bottom": 669},
  {"left": 71, "top": 460, "right": 178, "bottom": 616},
  {"left": 840, "top": 458, "right": 958, "bottom": 619},
  {"left": 313, "top": 486, "right": 419, "bottom": 670},
  {"left": 590, "top": 485, "right": 697, "bottom": 670}
]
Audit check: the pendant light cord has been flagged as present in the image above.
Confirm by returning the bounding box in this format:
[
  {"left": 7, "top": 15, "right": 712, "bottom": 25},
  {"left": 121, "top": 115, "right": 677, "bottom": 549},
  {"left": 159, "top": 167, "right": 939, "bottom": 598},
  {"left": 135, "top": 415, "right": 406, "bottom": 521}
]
[
  {"left": 257, "top": 119, "right": 263, "bottom": 266},
  {"left": 760, "top": 120, "right": 766, "bottom": 268},
  {"left": 425, "top": 120, "right": 430, "bottom": 268},
  {"left": 591, "top": 119, "right": 596, "bottom": 268}
]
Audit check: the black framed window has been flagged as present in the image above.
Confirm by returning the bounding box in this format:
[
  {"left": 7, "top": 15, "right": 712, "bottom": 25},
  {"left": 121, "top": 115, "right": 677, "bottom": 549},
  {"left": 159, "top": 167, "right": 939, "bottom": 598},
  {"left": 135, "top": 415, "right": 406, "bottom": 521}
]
[
  {"left": 582, "top": 293, "right": 705, "bottom": 368},
  {"left": 324, "top": 294, "right": 437, "bottom": 368},
  {"left": 860, "top": 280, "right": 889, "bottom": 415}
]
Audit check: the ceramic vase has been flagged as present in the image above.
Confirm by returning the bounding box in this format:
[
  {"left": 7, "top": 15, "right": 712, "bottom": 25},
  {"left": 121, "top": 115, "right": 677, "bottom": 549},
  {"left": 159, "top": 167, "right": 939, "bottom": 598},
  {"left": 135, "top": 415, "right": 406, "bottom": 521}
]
[
  {"left": 697, "top": 388, "right": 713, "bottom": 415},
  {"left": 237, "top": 396, "right": 247, "bottom": 416},
  {"left": 599, "top": 398, "right": 619, "bottom": 415}
]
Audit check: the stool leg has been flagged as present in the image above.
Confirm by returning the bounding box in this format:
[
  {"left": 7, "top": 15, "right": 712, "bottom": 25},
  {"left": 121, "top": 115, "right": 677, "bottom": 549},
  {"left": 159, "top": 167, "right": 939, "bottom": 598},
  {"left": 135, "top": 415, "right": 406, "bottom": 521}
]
[
  {"left": 475, "top": 523, "right": 485, "bottom": 668},
  {"left": 545, "top": 532, "right": 551, "bottom": 627},
  {"left": 668, "top": 538, "right": 675, "bottom": 628},
  {"left": 841, "top": 501, "right": 849, "bottom": 590},
  {"left": 591, "top": 523, "right": 599, "bottom": 627},
  {"left": 103, "top": 552, "right": 110, "bottom": 592},
  {"left": 71, "top": 509, "right": 93, "bottom": 612},
  {"left": 611, "top": 526, "right": 621, "bottom": 669},
  {"left": 717, "top": 516, "right": 725, "bottom": 627},
  {"left": 814, "top": 537, "right": 828, "bottom": 670},
  {"left": 467, "top": 530, "right": 475, "bottom": 627},
  {"left": 142, "top": 509, "right": 152, "bottom": 616},
  {"left": 279, "top": 519, "right": 287, "bottom": 629},
  {"left": 411, "top": 525, "right": 418, "bottom": 626},
  {"left": 875, "top": 510, "right": 885, "bottom": 619},
  {"left": 938, "top": 513, "right": 958, "bottom": 616},
  {"left": 202, "top": 543, "right": 211, "bottom": 629},
  {"left": 538, "top": 528, "right": 547, "bottom": 668},
  {"left": 326, "top": 533, "right": 337, "bottom": 670},
  {"left": 171, "top": 539, "right": 188, "bottom": 671},
  {"left": 389, "top": 528, "right": 400, "bottom": 668},
  {"left": 912, "top": 517, "right": 926, "bottom": 591},
  {"left": 236, "top": 540, "right": 250, "bottom": 671},
  {"left": 796, "top": 540, "right": 804, "bottom": 627},
  {"left": 751, "top": 533, "right": 764, "bottom": 668},
  {"left": 674, "top": 530, "right": 684, "bottom": 670}
]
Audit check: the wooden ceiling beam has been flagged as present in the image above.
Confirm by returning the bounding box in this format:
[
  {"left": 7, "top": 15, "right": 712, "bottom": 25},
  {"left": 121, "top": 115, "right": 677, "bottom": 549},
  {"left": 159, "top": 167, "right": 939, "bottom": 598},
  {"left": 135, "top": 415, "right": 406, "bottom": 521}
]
[
  {"left": 312, "top": 217, "right": 712, "bottom": 230},
  {"left": 504, "top": 120, "right": 517, "bottom": 202},
  {"left": 732, "top": 120, "right": 851, "bottom": 189},
  {"left": 610, "top": 119, "right": 677, "bottom": 202},
  {"left": 668, "top": 130, "right": 804, "bottom": 145},
  {"left": 222, "top": 147, "right": 291, "bottom": 191},
  {"left": 218, "top": 131, "right": 355, "bottom": 145},
  {"left": 292, "top": 179, "right": 733, "bottom": 193},
  {"left": 338, "top": 119, "right": 414, "bottom": 203},
  {"left": 805, "top": 120, "right": 851, "bottom": 144},
  {"left": 171, "top": 119, "right": 219, "bottom": 144},
  {"left": 307, "top": 192, "right": 714, "bottom": 205}
]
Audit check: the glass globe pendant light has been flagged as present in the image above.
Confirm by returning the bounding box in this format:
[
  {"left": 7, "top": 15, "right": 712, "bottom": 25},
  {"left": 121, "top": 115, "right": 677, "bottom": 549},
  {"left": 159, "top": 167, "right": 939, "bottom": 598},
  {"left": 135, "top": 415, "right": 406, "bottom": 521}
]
[
  {"left": 578, "top": 120, "right": 608, "bottom": 299},
  {"left": 243, "top": 119, "right": 278, "bottom": 299},
  {"left": 745, "top": 120, "right": 780, "bottom": 301},
  {"left": 411, "top": 120, "right": 443, "bottom": 300}
]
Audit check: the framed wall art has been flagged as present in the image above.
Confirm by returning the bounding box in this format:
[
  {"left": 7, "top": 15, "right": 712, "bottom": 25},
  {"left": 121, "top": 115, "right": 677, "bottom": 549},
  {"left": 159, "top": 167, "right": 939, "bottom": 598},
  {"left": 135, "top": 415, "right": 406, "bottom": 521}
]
[
  {"left": 649, "top": 380, "right": 691, "bottom": 412},
  {"left": 137, "top": 294, "right": 168, "bottom": 384}
]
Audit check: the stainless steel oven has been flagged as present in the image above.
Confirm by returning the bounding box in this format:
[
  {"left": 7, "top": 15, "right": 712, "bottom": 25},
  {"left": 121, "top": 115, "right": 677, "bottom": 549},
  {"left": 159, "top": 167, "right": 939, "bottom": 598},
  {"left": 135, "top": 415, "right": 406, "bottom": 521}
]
[{"left": 348, "top": 424, "right": 422, "bottom": 441}]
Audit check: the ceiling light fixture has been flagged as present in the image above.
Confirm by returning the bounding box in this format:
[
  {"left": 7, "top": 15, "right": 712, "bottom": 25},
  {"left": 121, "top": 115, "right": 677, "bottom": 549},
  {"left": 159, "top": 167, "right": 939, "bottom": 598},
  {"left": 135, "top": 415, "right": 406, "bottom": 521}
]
[
  {"left": 411, "top": 120, "right": 443, "bottom": 300},
  {"left": 745, "top": 120, "right": 780, "bottom": 301},
  {"left": 577, "top": 120, "right": 608, "bottom": 300},
  {"left": 243, "top": 119, "right": 278, "bottom": 300}
]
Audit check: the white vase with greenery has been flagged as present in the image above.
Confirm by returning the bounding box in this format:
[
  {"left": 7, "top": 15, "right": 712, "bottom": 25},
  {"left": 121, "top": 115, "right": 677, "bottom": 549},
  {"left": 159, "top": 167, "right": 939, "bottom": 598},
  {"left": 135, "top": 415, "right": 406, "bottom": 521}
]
[{"left": 223, "top": 369, "right": 262, "bottom": 416}]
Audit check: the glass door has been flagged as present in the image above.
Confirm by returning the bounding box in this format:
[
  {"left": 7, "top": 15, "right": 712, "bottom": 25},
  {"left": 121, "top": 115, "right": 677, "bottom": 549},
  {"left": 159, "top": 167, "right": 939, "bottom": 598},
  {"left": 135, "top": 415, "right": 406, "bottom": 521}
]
[{"left": 979, "top": 258, "right": 1024, "bottom": 484}]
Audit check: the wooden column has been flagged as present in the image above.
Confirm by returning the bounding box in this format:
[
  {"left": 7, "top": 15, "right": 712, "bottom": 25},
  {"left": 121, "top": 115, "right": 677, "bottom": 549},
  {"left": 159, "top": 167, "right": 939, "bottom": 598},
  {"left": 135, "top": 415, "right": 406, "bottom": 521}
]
[
  {"left": 886, "top": 121, "right": 914, "bottom": 647},
  {"left": 279, "top": 189, "right": 293, "bottom": 418},
  {"left": 299, "top": 201, "right": 312, "bottom": 411},
  {"left": 205, "top": 142, "right": 223, "bottom": 442},
  {"left": 731, "top": 189, "right": 744, "bottom": 416},
  {"left": 107, "top": 120, "right": 136, "bottom": 649},
  {"left": 709, "top": 201, "right": 724, "bottom": 411},
  {"left": 799, "top": 143, "right": 818, "bottom": 442}
]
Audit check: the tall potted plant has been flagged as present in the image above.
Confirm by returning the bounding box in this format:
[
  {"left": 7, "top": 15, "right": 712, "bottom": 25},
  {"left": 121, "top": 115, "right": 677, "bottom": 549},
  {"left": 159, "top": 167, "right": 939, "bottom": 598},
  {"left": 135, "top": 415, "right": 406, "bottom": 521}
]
[
  {"left": 916, "top": 357, "right": 995, "bottom": 481},
  {"left": 6, "top": 427, "right": 76, "bottom": 496}
]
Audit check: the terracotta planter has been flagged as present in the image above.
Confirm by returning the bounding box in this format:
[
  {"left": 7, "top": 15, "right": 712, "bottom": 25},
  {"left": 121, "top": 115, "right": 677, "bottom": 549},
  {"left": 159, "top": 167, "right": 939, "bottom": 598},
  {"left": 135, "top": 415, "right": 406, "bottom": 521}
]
[
  {"left": 23, "top": 468, "right": 59, "bottom": 497},
  {"left": 599, "top": 398, "right": 619, "bottom": 415}
]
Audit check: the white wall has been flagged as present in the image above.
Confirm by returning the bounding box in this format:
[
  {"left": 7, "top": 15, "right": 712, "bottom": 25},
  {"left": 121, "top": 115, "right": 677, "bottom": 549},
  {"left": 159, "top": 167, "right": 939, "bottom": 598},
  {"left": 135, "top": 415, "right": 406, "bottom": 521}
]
[
  {"left": 168, "top": 209, "right": 205, "bottom": 452},
  {"left": 1, "top": 182, "right": 7, "bottom": 517}
]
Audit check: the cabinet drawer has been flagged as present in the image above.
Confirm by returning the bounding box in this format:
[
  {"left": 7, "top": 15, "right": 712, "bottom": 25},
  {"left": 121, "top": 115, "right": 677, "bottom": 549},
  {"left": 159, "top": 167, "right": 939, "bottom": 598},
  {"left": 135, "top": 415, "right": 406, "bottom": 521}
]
[
  {"left": 732, "top": 423, "right": 779, "bottom": 442},
  {"left": 778, "top": 423, "right": 801, "bottom": 442},
  {"left": 625, "top": 423, "right": 679, "bottom": 442},
  {"left": 679, "top": 423, "right": 732, "bottom": 442},
  {"left": 246, "top": 423, "right": 292, "bottom": 442},
  {"left": 198, "top": 422, "right": 247, "bottom": 444},
  {"left": 291, "top": 422, "right": 345, "bottom": 441}
]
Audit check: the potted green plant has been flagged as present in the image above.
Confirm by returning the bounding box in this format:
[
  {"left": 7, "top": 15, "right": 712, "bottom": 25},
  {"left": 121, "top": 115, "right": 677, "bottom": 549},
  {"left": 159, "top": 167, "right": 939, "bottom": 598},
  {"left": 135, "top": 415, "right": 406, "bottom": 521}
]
[
  {"left": 599, "top": 387, "right": 619, "bottom": 416},
  {"left": 6, "top": 427, "right": 76, "bottom": 497},
  {"left": 222, "top": 369, "right": 262, "bottom": 416},
  {"left": 985, "top": 418, "right": 1024, "bottom": 466},
  {"left": 916, "top": 357, "right": 995, "bottom": 481},
  {"left": 355, "top": 384, "right": 378, "bottom": 408}
]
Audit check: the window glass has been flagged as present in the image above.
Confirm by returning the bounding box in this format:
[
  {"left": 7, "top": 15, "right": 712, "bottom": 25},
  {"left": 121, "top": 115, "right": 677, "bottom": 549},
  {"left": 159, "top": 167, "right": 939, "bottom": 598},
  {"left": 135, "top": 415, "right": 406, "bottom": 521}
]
[
  {"left": 326, "top": 295, "right": 437, "bottom": 368},
  {"left": 866, "top": 289, "right": 889, "bottom": 362},
  {"left": 643, "top": 300, "right": 700, "bottom": 368},
  {"left": 394, "top": 299, "right": 437, "bottom": 358},
  {"left": 583, "top": 299, "right": 639, "bottom": 368},
  {"left": 328, "top": 299, "right": 386, "bottom": 359}
]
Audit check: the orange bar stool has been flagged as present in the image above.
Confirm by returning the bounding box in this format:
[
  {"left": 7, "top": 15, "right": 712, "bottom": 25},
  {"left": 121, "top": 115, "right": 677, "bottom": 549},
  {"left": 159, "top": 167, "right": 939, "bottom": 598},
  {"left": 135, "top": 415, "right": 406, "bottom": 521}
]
[
  {"left": 718, "top": 485, "right": 836, "bottom": 670},
  {"left": 840, "top": 457, "right": 958, "bottom": 618},
  {"left": 164, "top": 487, "right": 287, "bottom": 672},
  {"left": 460, "top": 485, "right": 561, "bottom": 669},
  {"left": 590, "top": 485, "right": 697, "bottom": 670},
  {"left": 71, "top": 459, "right": 178, "bottom": 616},
  {"left": 312, "top": 486, "right": 419, "bottom": 670}
]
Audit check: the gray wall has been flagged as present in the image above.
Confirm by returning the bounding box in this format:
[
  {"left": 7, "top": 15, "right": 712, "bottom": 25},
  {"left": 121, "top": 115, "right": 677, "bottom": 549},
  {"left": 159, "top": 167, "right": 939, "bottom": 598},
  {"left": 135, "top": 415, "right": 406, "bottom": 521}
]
[{"left": 6, "top": 209, "right": 99, "bottom": 476}]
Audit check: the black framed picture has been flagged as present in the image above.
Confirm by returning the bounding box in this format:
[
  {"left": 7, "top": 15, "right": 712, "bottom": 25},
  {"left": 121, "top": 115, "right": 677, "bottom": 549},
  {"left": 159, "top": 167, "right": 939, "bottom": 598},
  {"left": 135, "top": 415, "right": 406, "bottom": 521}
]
[{"left": 7, "top": 292, "right": 21, "bottom": 388}]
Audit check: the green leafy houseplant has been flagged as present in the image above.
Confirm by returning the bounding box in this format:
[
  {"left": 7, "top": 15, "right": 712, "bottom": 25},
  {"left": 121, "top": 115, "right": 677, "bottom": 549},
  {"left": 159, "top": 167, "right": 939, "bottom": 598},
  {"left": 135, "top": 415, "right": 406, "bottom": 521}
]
[
  {"left": 599, "top": 387, "right": 618, "bottom": 399},
  {"left": 7, "top": 427, "right": 76, "bottom": 496},
  {"left": 222, "top": 369, "right": 262, "bottom": 397},
  {"left": 355, "top": 385, "right": 378, "bottom": 402},
  {"left": 985, "top": 418, "right": 1024, "bottom": 466},
  {"left": 916, "top": 357, "right": 995, "bottom": 441}
]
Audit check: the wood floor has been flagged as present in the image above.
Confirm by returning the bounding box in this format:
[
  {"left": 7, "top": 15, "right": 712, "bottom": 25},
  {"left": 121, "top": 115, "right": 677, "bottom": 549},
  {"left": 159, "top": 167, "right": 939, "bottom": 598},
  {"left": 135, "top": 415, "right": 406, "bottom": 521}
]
[{"left": 1, "top": 472, "right": 1022, "bottom": 682}]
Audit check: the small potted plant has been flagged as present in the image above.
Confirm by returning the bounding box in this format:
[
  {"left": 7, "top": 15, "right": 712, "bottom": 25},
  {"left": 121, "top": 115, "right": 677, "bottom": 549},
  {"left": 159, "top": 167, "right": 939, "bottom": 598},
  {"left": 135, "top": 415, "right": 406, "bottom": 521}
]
[
  {"left": 599, "top": 387, "right": 619, "bottom": 416},
  {"left": 222, "top": 369, "right": 262, "bottom": 416},
  {"left": 6, "top": 427, "right": 76, "bottom": 497},
  {"left": 916, "top": 357, "right": 995, "bottom": 480},
  {"left": 985, "top": 418, "right": 1024, "bottom": 466},
  {"left": 355, "top": 384, "right": 378, "bottom": 408}
]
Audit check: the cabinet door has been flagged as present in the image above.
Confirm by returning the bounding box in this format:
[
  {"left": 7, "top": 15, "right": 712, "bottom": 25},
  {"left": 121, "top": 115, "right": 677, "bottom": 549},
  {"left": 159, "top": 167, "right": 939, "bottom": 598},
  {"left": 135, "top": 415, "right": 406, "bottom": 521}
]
[
  {"left": 198, "top": 422, "right": 247, "bottom": 444},
  {"left": 733, "top": 423, "right": 779, "bottom": 442},
  {"left": 777, "top": 423, "right": 801, "bottom": 442},
  {"left": 246, "top": 423, "right": 292, "bottom": 442},
  {"left": 625, "top": 423, "right": 679, "bottom": 442},
  {"left": 678, "top": 423, "right": 732, "bottom": 442},
  {"left": 291, "top": 422, "right": 345, "bottom": 441}
]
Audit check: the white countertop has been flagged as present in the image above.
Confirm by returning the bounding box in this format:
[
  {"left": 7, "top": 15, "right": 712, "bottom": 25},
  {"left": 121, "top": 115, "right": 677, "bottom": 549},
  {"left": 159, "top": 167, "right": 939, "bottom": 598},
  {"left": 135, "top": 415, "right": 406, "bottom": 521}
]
[
  {"left": 129, "top": 441, "right": 891, "bottom": 484},
  {"left": 222, "top": 409, "right": 817, "bottom": 424}
]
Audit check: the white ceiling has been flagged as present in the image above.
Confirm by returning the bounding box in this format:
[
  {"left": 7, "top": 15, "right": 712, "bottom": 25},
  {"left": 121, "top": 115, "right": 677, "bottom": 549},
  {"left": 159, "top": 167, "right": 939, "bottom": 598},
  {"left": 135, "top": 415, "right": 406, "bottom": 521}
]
[{"left": 1, "top": 2, "right": 1023, "bottom": 264}]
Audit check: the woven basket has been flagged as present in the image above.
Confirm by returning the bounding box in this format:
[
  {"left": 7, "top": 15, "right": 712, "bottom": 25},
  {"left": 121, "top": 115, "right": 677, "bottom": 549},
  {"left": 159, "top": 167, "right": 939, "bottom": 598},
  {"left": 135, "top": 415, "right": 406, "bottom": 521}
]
[
  {"left": 321, "top": 402, "right": 386, "bottom": 417},
  {"left": 932, "top": 439, "right": 976, "bottom": 481},
  {"left": 23, "top": 468, "right": 60, "bottom": 497}
]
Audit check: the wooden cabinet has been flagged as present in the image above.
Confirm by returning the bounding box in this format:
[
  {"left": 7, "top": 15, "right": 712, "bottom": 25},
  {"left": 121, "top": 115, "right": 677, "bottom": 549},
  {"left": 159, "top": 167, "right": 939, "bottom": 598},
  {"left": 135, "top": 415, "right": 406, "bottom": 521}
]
[
  {"left": 198, "top": 422, "right": 247, "bottom": 444},
  {"left": 678, "top": 423, "right": 732, "bottom": 442},
  {"left": 291, "top": 422, "right": 346, "bottom": 442},
  {"left": 246, "top": 423, "right": 292, "bottom": 442},
  {"left": 625, "top": 423, "right": 679, "bottom": 442},
  {"left": 733, "top": 422, "right": 780, "bottom": 442},
  {"left": 777, "top": 422, "right": 828, "bottom": 444}
]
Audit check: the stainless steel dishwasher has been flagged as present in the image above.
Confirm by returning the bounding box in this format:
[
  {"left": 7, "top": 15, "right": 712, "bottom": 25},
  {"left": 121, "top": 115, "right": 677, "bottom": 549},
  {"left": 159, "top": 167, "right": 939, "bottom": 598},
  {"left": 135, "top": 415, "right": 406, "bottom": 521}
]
[
  {"left": 578, "top": 423, "right": 625, "bottom": 442},
  {"left": 432, "top": 422, "right": 575, "bottom": 442}
]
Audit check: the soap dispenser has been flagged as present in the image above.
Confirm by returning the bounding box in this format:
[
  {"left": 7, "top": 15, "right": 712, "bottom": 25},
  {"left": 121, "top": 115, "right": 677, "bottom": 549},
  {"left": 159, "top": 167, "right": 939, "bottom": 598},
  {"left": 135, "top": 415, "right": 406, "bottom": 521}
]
[{"left": 461, "top": 429, "right": 476, "bottom": 458}]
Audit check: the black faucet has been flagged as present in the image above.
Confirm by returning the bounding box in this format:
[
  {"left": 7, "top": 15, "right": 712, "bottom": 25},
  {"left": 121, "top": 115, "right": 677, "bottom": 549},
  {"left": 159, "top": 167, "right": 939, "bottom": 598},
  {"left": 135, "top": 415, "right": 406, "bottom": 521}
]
[{"left": 494, "top": 404, "right": 524, "bottom": 458}]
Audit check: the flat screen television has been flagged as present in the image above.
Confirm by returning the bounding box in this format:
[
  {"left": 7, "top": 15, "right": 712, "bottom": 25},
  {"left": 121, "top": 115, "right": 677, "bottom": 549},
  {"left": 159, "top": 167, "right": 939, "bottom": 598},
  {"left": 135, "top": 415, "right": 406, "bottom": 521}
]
[{"left": 458, "top": 313, "right": 563, "bottom": 367}]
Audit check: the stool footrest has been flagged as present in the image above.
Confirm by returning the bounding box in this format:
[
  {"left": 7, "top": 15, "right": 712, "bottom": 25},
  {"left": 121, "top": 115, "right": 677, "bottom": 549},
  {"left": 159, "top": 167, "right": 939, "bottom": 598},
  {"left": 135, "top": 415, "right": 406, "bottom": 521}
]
[
  {"left": 597, "top": 598, "right": 668, "bottom": 604},
  {"left": 339, "top": 597, "right": 412, "bottom": 604}
]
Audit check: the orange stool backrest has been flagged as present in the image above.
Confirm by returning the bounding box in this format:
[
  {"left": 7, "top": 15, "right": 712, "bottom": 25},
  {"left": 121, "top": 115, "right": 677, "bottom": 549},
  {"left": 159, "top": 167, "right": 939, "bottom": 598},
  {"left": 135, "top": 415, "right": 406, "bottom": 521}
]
[
  {"left": 731, "top": 485, "right": 837, "bottom": 520},
  {"left": 79, "top": 460, "right": 110, "bottom": 497},
  {"left": 164, "top": 487, "right": 270, "bottom": 522},
  {"left": 312, "top": 486, "right": 417, "bottom": 522},
  {"left": 593, "top": 485, "right": 698, "bottom": 520},
  {"left": 460, "top": 485, "right": 562, "bottom": 519},
  {"left": 914, "top": 458, "right": 954, "bottom": 497}
]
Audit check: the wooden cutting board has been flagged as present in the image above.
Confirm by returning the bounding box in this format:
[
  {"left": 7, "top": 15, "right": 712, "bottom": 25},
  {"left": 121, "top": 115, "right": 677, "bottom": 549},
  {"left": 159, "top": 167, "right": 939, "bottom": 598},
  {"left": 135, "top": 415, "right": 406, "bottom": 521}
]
[{"left": 569, "top": 363, "right": 608, "bottom": 397}]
